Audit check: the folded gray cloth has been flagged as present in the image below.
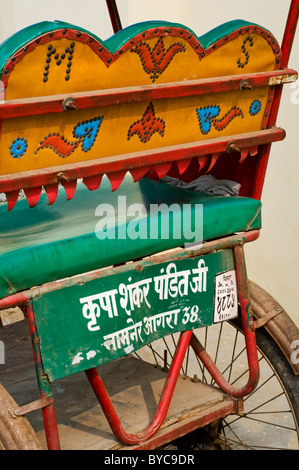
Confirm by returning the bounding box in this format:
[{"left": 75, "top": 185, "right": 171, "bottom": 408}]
[{"left": 161, "top": 175, "right": 240, "bottom": 197}]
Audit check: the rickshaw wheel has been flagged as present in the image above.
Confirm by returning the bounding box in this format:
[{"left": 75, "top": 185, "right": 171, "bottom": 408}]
[
  {"left": 135, "top": 312, "right": 299, "bottom": 450},
  {"left": 0, "top": 383, "right": 42, "bottom": 450},
  {"left": 176, "top": 319, "right": 299, "bottom": 450}
]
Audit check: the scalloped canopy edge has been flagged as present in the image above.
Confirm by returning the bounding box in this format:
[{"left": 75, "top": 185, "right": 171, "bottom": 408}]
[{"left": 0, "top": 18, "right": 273, "bottom": 77}]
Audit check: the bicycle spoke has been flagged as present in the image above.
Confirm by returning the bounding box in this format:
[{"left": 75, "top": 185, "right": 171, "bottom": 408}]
[
  {"left": 243, "top": 370, "right": 275, "bottom": 403},
  {"left": 147, "top": 342, "right": 163, "bottom": 365},
  {"left": 235, "top": 413, "right": 296, "bottom": 432},
  {"left": 137, "top": 318, "right": 298, "bottom": 450},
  {"left": 213, "top": 322, "right": 223, "bottom": 366},
  {"left": 222, "top": 418, "right": 252, "bottom": 450},
  {"left": 226, "top": 391, "right": 286, "bottom": 428}
]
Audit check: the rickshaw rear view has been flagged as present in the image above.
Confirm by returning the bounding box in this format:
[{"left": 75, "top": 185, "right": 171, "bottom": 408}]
[{"left": 0, "top": 0, "right": 298, "bottom": 450}]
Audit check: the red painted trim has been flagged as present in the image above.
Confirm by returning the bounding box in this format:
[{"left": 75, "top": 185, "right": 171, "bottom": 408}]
[
  {"left": 0, "top": 127, "right": 285, "bottom": 196},
  {"left": 251, "top": 0, "right": 299, "bottom": 199},
  {"left": 190, "top": 244, "right": 260, "bottom": 398},
  {"left": 0, "top": 68, "right": 296, "bottom": 120},
  {"left": 0, "top": 23, "right": 282, "bottom": 86},
  {"left": 26, "top": 302, "right": 61, "bottom": 450},
  {"left": 204, "top": 24, "right": 282, "bottom": 69}
]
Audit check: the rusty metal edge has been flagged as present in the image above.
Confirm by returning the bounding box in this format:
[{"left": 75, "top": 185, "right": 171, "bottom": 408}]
[
  {"left": 0, "top": 383, "right": 42, "bottom": 450},
  {"left": 118, "top": 398, "right": 241, "bottom": 451},
  {"left": 249, "top": 279, "right": 299, "bottom": 375}
]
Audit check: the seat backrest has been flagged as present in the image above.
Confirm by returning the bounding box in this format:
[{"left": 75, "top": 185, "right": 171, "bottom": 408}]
[{"left": 0, "top": 19, "right": 296, "bottom": 211}]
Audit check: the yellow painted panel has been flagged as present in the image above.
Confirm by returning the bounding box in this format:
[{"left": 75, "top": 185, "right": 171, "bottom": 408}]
[
  {"left": 5, "top": 34, "right": 276, "bottom": 99},
  {"left": 0, "top": 26, "right": 276, "bottom": 176},
  {"left": 0, "top": 87, "right": 268, "bottom": 175}
]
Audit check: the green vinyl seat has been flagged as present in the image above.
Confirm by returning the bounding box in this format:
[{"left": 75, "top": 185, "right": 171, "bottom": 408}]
[{"left": 0, "top": 175, "right": 261, "bottom": 299}]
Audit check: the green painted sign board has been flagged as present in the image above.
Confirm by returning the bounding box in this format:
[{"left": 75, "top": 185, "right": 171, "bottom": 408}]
[{"left": 32, "top": 249, "right": 238, "bottom": 381}]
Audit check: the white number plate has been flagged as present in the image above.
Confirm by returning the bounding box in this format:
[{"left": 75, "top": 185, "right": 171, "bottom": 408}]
[{"left": 214, "top": 270, "right": 238, "bottom": 323}]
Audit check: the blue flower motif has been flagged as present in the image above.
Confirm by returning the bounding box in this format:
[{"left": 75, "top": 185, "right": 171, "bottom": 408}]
[
  {"left": 10, "top": 137, "right": 28, "bottom": 159},
  {"left": 249, "top": 99, "right": 262, "bottom": 116}
]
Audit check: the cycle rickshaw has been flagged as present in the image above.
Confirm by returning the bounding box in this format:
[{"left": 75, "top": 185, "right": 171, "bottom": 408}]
[{"left": 0, "top": 0, "right": 298, "bottom": 450}]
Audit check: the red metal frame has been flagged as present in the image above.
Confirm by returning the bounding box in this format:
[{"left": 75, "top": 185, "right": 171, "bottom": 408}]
[
  {"left": 0, "top": 3, "right": 297, "bottom": 207},
  {"left": 106, "top": 0, "right": 122, "bottom": 33},
  {"left": 26, "top": 301, "right": 60, "bottom": 450},
  {"left": 0, "top": 127, "right": 286, "bottom": 198},
  {"left": 0, "top": 68, "right": 296, "bottom": 120},
  {"left": 0, "top": 231, "right": 260, "bottom": 448},
  {"left": 84, "top": 240, "right": 259, "bottom": 445},
  {"left": 104, "top": 0, "right": 299, "bottom": 203},
  {"left": 85, "top": 330, "right": 193, "bottom": 445},
  {"left": 190, "top": 244, "right": 259, "bottom": 398},
  {"left": 251, "top": 0, "right": 299, "bottom": 199}
]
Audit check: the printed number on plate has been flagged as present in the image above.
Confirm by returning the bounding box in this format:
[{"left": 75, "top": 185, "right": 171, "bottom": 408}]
[{"left": 214, "top": 270, "right": 238, "bottom": 323}]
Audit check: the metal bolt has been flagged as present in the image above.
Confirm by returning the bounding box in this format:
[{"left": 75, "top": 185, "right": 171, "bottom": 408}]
[
  {"left": 62, "top": 97, "right": 78, "bottom": 111},
  {"left": 56, "top": 172, "right": 69, "bottom": 183},
  {"left": 11, "top": 409, "right": 21, "bottom": 419},
  {"left": 226, "top": 141, "right": 241, "bottom": 153},
  {"left": 162, "top": 350, "right": 168, "bottom": 371},
  {"left": 239, "top": 78, "right": 253, "bottom": 90}
]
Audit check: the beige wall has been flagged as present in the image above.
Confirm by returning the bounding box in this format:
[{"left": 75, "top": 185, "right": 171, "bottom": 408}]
[
  {"left": 0, "top": 1, "right": 298, "bottom": 324},
  {"left": 124, "top": 2, "right": 299, "bottom": 324}
]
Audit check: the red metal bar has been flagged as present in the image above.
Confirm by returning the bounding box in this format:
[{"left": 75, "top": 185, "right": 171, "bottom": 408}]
[
  {"left": 85, "top": 330, "right": 193, "bottom": 445},
  {"left": 251, "top": 0, "right": 299, "bottom": 199},
  {"left": 85, "top": 240, "right": 259, "bottom": 445},
  {"left": 233, "top": 244, "right": 260, "bottom": 388},
  {"left": 190, "top": 244, "right": 260, "bottom": 398},
  {"left": 0, "top": 69, "right": 296, "bottom": 120},
  {"left": 281, "top": 0, "right": 299, "bottom": 68},
  {"left": 106, "top": 0, "right": 122, "bottom": 33},
  {"left": 41, "top": 404, "right": 61, "bottom": 451},
  {"left": 26, "top": 302, "right": 61, "bottom": 450},
  {"left": 0, "top": 127, "right": 285, "bottom": 194}
]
